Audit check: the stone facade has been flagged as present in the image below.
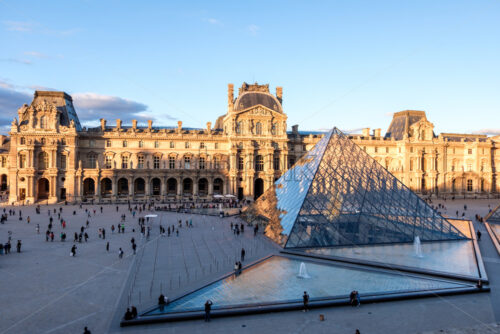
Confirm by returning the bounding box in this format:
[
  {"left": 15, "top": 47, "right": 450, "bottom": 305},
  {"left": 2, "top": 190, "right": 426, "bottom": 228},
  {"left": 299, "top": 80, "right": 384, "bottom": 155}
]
[{"left": 1, "top": 83, "right": 499, "bottom": 204}]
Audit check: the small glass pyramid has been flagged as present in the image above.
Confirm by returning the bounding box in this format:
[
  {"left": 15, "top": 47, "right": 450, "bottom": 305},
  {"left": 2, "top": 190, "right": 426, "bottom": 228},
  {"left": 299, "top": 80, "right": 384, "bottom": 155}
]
[{"left": 244, "top": 128, "right": 467, "bottom": 248}]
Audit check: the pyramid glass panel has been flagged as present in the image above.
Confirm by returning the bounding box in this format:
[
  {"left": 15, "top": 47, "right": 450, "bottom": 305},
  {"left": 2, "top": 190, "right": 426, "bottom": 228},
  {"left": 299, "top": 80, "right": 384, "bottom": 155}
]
[
  {"left": 486, "top": 203, "right": 500, "bottom": 223},
  {"left": 244, "top": 128, "right": 466, "bottom": 248}
]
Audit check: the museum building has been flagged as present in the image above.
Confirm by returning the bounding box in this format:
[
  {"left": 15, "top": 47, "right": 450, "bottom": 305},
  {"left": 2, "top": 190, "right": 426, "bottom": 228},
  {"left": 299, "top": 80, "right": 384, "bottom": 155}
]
[{"left": 0, "top": 82, "right": 498, "bottom": 204}]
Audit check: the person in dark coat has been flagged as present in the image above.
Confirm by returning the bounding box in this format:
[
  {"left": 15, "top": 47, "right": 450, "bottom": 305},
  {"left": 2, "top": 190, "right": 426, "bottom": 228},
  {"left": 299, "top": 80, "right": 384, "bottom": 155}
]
[
  {"left": 303, "top": 291, "right": 309, "bottom": 312},
  {"left": 204, "top": 300, "right": 213, "bottom": 322},
  {"left": 477, "top": 230, "right": 482, "bottom": 241}
]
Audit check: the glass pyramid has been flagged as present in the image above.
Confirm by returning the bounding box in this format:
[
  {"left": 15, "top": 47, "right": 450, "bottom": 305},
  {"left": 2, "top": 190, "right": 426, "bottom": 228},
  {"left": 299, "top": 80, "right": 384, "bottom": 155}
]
[
  {"left": 244, "top": 128, "right": 467, "bottom": 248},
  {"left": 486, "top": 203, "right": 500, "bottom": 223}
]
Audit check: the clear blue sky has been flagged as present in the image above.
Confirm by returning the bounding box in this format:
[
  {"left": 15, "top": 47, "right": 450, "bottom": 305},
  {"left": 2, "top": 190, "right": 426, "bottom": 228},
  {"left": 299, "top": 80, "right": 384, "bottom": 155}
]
[{"left": 1, "top": 0, "right": 499, "bottom": 135}]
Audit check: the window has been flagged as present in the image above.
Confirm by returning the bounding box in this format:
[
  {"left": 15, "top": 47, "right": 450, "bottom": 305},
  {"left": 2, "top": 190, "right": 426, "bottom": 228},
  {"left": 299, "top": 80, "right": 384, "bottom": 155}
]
[
  {"left": 374, "top": 147, "right": 378, "bottom": 153},
  {"left": 255, "top": 155, "right": 264, "bottom": 171},
  {"left": 468, "top": 149, "right": 473, "bottom": 155},
  {"left": 238, "top": 156, "right": 244, "bottom": 170},
  {"left": 61, "top": 138, "right": 66, "bottom": 145},
  {"left": 89, "top": 140, "right": 96, "bottom": 148},
  {"left": 213, "top": 157, "right": 220, "bottom": 169},
  {"left": 214, "top": 143, "right": 219, "bottom": 149},
  {"left": 60, "top": 155, "right": 67, "bottom": 169},
  {"left": 19, "top": 154, "right": 26, "bottom": 168},
  {"left": 139, "top": 140, "right": 144, "bottom": 148},
  {"left": 20, "top": 137, "right": 25, "bottom": 145},
  {"left": 271, "top": 123, "right": 277, "bottom": 135},
  {"left": 121, "top": 156, "right": 129, "bottom": 169},
  {"left": 184, "top": 156, "right": 190, "bottom": 169},
  {"left": 386, "top": 147, "right": 389, "bottom": 153},
  {"left": 236, "top": 122, "right": 242, "bottom": 134},
  {"left": 40, "top": 116, "right": 47, "bottom": 129},
  {"left": 88, "top": 154, "right": 96, "bottom": 169},
  {"left": 106, "top": 139, "right": 111, "bottom": 147},
  {"left": 39, "top": 152, "right": 48, "bottom": 169},
  {"left": 200, "top": 142, "right": 205, "bottom": 149},
  {"left": 105, "top": 156, "right": 112, "bottom": 169},
  {"left": 169, "top": 156, "right": 176, "bottom": 169},
  {"left": 288, "top": 157, "right": 295, "bottom": 169},
  {"left": 302, "top": 145, "right": 306, "bottom": 151},
  {"left": 410, "top": 147, "right": 414, "bottom": 153},
  {"left": 137, "top": 156, "right": 144, "bottom": 169},
  {"left": 1, "top": 156, "right": 6, "bottom": 168},
  {"left": 185, "top": 142, "right": 190, "bottom": 149},
  {"left": 273, "top": 156, "right": 280, "bottom": 170},
  {"left": 41, "top": 138, "right": 46, "bottom": 145},
  {"left": 169, "top": 141, "right": 175, "bottom": 148},
  {"left": 410, "top": 160, "right": 414, "bottom": 171},
  {"left": 256, "top": 122, "right": 262, "bottom": 135},
  {"left": 199, "top": 157, "right": 205, "bottom": 169},
  {"left": 467, "top": 179, "right": 473, "bottom": 192},
  {"left": 154, "top": 141, "right": 159, "bottom": 148},
  {"left": 123, "top": 140, "right": 127, "bottom": 148},
  {"left": 398, "top": 147, "right": 401, "bottom": 153},
  {"left": 153, "top": 156, "right": 160, "bottom": 169}
]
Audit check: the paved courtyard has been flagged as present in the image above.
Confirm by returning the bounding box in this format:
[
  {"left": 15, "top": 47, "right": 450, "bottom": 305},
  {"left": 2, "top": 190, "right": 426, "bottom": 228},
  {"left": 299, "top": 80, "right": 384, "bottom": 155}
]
[{"left": 0, "top": 199, "right": 499, "bottom": 334}]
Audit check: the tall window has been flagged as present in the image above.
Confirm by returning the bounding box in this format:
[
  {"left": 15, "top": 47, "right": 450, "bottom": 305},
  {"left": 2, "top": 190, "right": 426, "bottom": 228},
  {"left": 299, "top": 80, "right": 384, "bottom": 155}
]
[
  {"left": 89, "top": 140, "right": 96, "bottom": 148},
  {"left": 273, "top": 156, "right": 280, "bottom": 170},
  {"left": 88, "top": 154, "right": 96, "bottom": 169},
  {"left": 105, "top": 156, "right": 112, "bottom": 169},
  {"left": 60, "top": 155, "right": 67, "bottom": 169},
  {"left": 169, "top": 156, "right": 175, "bottom": 169},
  {"left": 185, "top": 142, "right": 190, "bottom": 149},
  {"left": 169, "top": 141, "right": 175, "bottom": 148},
  {"left": 467, "top": 162, "right": 473, "bottom": 172},
  {"left": 214, "top": 143, "right": 219, "bottom": 149},
  {"left": 40, "top": 116, "right": 47, "bottom": 129},
  {"left": 200, "top": 142, "right": 205, "bottom": 149},
  {"left": 121, "top": 156, "right": 128, "bottom": 169},
  {"left": 184, "top": 156, "right": 190, "bottom": 169},
  {"left": 467, "top": 179, "right": 473, "bottom": 192},
  {"left": 236, "top": 122, "right": 242, "bottom": 134},
  {"left": 154, "top": 141, "right": 159, "bottom": 148},
  {"left": 19, "top": 154, "right": 26, "bottom": 168},
  {"left": 139, "top": 140, "right": 144, "bottom": 148},
  {"left": 213, "top": 157, "right": 220, "bottom": 169},
  {"left": 123, "top": 140, "right": 127, "bottom": 148},
  {"left": 153, "top": 156, "right": 160, "bottom": 169},
  {"left": 199, "top": 157, "right": 205, "bottom": 169},
  {"left": 468, "top": 149, "right": 473, "bottom": 154},
  {"left": 255, "top": 155, "right": 264, "bottom": 171},
  {"left": 238, "top": 156, "right": 244, "bottom": 170},
  {"left": 271, "top": 123, "right": 277, "bottom": 135},
  {"left": 288, "top": 157, "right": 295, "bottom": 169},
  {"left": 137, "top": 156, "right": 144, "bottom": 169},
  {"left": 256, "top": 122, "right": 262, "bottom": 135},
  {"left": 20, "top": 137, "right": 25, "bottom": 145},
  {"left": 1, "top": 156, "right": 6, "bottom": 168},
  {"left": 39, "top": 152, "right": 48, "bottom": 169},
  {"left": 106, "top": 139, "right": 111, "bottom": 147}
]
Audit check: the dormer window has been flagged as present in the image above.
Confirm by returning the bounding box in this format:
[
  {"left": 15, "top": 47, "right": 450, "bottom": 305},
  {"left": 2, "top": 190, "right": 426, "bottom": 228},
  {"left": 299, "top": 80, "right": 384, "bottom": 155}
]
[
  {"left": 256, "top": 122, "right": 262, "bottom": 135},
  {"left": 40, "top": 116, "right": 47, "bottom": 129}
]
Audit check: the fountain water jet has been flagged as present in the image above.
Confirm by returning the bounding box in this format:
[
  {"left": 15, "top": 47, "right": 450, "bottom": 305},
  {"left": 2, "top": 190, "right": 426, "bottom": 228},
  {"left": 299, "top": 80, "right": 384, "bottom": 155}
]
[
  {"left": 414, "top": 236, "right": 423, "bottom": 258},
  {"left": 298, "top": 262, "right": 311, "bottom": 279}
]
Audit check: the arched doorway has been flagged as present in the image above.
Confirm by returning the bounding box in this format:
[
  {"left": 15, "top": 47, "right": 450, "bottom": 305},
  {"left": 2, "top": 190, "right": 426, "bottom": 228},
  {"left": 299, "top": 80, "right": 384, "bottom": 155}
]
[
  {"left": 183, "top": 178, "right": 193, "bottom": 195},
  {"left": 151, "top": 178, "right": 161, "bottom": 196},
  {"left": 37, "top": 178, "right": 50, "bottom": 200},
  {"left": 254, "top": 178, "right": 264, "bottom": 200},
  {"left": 214, "top": 178, "right": 223, "bottom": 195},
  {"left": 134, "top": 178, "right": 145, "bottom": 195},
  {"left": 167, "top": 178, "right": 177, "bottom": 195},
  {"left": 198, "top": 178, "right": 208, "bottom": 196},
  {"left": 0, "top": 174, "right": 7, "bottom": 191},
  {"left": 118, "top": 178, "right": 129, "bottom": 196},
  {"left": 83, "top": 178, "right": 95, "bottom": 196},
  {"left": 101, "top": 178, "right": 112, "bottom": 197}
]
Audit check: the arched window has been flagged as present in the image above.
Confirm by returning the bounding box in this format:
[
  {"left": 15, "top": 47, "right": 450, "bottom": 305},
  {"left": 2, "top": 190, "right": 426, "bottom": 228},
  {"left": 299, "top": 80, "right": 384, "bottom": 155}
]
[
  {"left": 256, "top": 122, "right": 262, "bottom": 135},
  {"left": 38, "top": 152, "right": 49, "bottom": 169},
  {"left": 121, "top": 156, "right": 129, "bottom": 169},
  {"left": 137, "top": 155, "right": 144, "bottom": 169},
  {"left": 255, "top": 155, "right": 264, "bottom": 171}
]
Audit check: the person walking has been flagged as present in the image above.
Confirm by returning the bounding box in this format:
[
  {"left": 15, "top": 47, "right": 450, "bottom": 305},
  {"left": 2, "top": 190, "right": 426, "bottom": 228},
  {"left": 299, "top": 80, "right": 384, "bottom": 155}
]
[
  {"left": 303, "top": 291, "right": 309, "bottom": 312},
  {"left": 234, "top": 262, "right": 239, "bottom": 277},
  {"left": 119, "top": 248, "right": 124, "bottom": 259},
  {"left": 71, "top": 245, "right": 77, "bottom": 257},
  {"left": 158, "top": 294, "right": 166, "bottom": 312},
  {"left": 132, "top": 242, "right": 137, "bottom": 255},
  {"left": 477, "top": 230, "right": 482, "bottom": 241},
  {"left": 204, "top": 300, "right": 213, "bottom": 322},
  {"left": 102, "top": 228, "right": 106, "bottom": 239},
  {"left": 241, "top": 248, "right": 246, "bottom": 262},
  {"left": 106, "top": 241, "right": 109, "bottom": 252},
  {"left": 16, "top": 240, "right": 22, "bottom": 253}
]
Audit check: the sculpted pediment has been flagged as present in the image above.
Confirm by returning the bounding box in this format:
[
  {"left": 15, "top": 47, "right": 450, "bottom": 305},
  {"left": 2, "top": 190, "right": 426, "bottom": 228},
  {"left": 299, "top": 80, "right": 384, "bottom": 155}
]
[{"left": 235, "top": 105, "right": 283, "bottom": 118}]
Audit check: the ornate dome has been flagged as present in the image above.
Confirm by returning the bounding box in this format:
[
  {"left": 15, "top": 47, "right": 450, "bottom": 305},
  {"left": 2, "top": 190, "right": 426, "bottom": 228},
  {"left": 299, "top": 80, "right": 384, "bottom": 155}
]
[{"left": 233, "top": 91, "right": 282, "bottom": 113}]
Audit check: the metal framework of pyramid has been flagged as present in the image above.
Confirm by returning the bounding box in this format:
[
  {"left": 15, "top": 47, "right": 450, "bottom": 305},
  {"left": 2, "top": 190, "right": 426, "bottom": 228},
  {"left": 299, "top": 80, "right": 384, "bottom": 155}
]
[
  {"left": 485, "top": 203, "right": 500, "bottom": 223},
  {"left": 244, "top": 127, "right": 467, "bottom": 248}
]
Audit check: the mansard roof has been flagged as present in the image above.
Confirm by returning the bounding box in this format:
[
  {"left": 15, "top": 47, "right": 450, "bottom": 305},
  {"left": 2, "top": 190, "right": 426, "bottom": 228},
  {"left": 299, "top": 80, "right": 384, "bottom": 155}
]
[
  {"left": 385, "top": 110, "right": 428, "bottom": 140},
  {"left": 233, "top": 83, "right": 282, "bottom": 113}
]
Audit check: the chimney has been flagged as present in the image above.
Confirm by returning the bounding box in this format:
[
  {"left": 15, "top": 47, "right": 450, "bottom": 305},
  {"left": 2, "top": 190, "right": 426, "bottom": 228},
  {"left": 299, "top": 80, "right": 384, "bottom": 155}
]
[
  {"left": 276, "top": 86, "right": 283, "bottom": 104},
  {"left": 374, "top": 128, "right": 381, "bottom": 137},
  {"left": 292, "top": 124, "right": 299, "bottom": 135},
  {"left": 228, "top": 83, "right": 234, "bottom": 112},
  {"left": 116, "top": 119, "right": 122, "bottom": 130},
  {"left": 132, "top": 119, "right": 137, "bottom": 130},
  {"left": 148, "top": 120, "right": 153, "bottom": 129},
  {"left": 206, "top": 122, "right": 212, "bottom": 134},
  {"left": 362, "top": 128, "right": 370, "bottom": 137},
  {"left": 100, "top": 118, "right": 106, "bottom": 131},
  {"left": 177, "top": 121, "right": 182, "bottom": 133}
]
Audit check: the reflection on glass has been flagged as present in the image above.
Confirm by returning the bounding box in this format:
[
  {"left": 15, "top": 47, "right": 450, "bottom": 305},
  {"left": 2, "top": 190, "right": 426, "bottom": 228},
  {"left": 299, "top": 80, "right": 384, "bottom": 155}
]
[{"left": 244, "top": 128, "right": 466, "bottom": 248}]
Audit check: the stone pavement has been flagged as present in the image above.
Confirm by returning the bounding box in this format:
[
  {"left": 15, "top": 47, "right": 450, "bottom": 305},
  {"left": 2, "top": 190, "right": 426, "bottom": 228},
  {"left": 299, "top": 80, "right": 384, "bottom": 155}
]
[{"left": 0, "top": 200, "right": 499, "bottom": 334}]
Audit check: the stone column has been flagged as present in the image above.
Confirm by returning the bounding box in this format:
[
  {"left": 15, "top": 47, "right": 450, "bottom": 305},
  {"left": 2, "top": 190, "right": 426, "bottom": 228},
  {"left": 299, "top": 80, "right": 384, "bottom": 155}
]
[
  {"left": 145, "top": 176, "right": 151, "bottom": 198},
  {"left": 193, "top": 178, "right": 198, "bottom": 198},
  {"left": 161, "top": 176, "right": 167, "bottom": 198},
  {"left": 96, "top": 176, "right": 101, "bottom": 201},
  {"left": 208, "top": 177, "right": 214, "bottom": 196},
  {"left": 128, "top": 176, "right": 134, "bottom": 198},
  {"left": 177, "top": 177, "right": 182, "bottom": 197}
]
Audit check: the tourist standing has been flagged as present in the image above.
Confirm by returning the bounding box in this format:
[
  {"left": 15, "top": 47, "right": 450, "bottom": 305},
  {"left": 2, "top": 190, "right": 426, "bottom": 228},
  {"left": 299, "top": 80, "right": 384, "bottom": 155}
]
[
  {"left": 204, "top": 300, "right": 213, "bottom": 322},
  {"left": 303, "top": 291, "right": 309, "bottom": 312},
  {"left": 119, "top": 248, "right": 124, "bottom": 259},
  {"left": 241, "top": 248, "right": 246, "bottom": 262}
]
